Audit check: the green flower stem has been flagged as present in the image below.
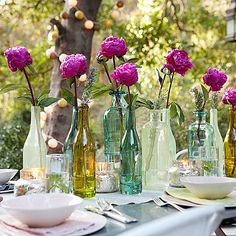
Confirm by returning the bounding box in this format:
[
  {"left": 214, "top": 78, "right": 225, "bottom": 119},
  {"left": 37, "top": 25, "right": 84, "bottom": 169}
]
[
  {"left": 103, "top": 63, "right": 113, "bottom": 85},
  {"left": 23, "top": 68, "right": 36, "bottom": 106},
  {"left": 73, "top": 77, "right": 78, "bottom": 109},
  {"left": 166, "top": 73, "right": 174, "bottom": 108},
  {"left": 157, "top": 73, "right": 166, "bottom": 100},
  {"left": 112, "top": 56, "right": 116, "bottom": 70},
  {"left": 231, "top": 105, "right": 236, "bottom": 175},
  {"left": 128, "top": 86, "right": 132, "bottom": 107}
]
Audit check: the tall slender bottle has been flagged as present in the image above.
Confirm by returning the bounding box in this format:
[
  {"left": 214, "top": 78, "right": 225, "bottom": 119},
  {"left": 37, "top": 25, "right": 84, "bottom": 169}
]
[
  {"left": 224, "top": 107, "right": 236, "bottom": 177},
  {"left": 73, "top": 104, "right": 95, "bottom": 198}
]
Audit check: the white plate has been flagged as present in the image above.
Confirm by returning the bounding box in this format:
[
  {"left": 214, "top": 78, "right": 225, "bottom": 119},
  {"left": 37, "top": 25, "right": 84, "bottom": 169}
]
[
  {"left": 0, "top": 169, "right": 18, "bottom": 184},
  {"left": 70, "top": 210, "right": 107, "bottom": 236}
]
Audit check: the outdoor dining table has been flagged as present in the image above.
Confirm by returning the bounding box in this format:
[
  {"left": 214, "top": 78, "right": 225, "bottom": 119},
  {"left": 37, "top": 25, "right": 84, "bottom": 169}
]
[{"left": 0, "top": 190, "right": 236, "bottom": 236}]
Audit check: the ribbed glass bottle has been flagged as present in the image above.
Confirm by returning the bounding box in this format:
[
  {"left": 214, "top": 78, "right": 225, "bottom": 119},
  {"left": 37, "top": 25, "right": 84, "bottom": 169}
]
[
  {"left": 120, "top": 107, "right": 142, "bottom": 195},
  {"left": 188, "top": 111, "right": 216, "bottom": 176},
  {"left": 210, "top": 108, "right": 224, "bottom": 176},
  {"left": 224, "top": 107, "right": 236, "bottom": 177},
  {"left": 103, "top": 91, "right": 127, "bottom": 170},
  {"left": 73, "top": 104, "right": 95, "bottom": 198},
  {"left": 63, "top": 107, "right": 79, "bottom": 192},
  {"left": 23, "top": 106, "right": 47, "bottom": 168}
]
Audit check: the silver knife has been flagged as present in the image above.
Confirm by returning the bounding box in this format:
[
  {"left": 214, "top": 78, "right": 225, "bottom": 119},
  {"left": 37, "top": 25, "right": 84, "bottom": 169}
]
[{"left": 84, "top": 206, "right": 138, "bottom": 223}]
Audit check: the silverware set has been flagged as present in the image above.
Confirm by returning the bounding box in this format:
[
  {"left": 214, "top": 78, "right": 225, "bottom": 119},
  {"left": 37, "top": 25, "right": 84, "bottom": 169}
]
[{"left": 153, "top": 196, "right": 185, "bottom": 212}]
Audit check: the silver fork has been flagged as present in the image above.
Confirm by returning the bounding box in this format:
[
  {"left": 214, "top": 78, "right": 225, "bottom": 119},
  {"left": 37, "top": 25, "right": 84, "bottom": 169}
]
[
  {"left": 96, "top": 199, "right": 123, "bottom": 215},
  {"left": 153, "top": 197, "right": 185, "bottom": 212}
]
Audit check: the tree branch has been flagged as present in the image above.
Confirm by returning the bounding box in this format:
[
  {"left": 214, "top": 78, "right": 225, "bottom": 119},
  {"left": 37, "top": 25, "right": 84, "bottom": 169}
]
[{"left": 50, "top": 18, "right": 66, "bottom": 35}]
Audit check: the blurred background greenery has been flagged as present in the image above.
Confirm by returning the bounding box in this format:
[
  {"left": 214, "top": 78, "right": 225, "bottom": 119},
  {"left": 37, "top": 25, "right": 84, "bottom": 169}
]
[{"left": 0, "top": 0, "right": 235, "bottom": 168}]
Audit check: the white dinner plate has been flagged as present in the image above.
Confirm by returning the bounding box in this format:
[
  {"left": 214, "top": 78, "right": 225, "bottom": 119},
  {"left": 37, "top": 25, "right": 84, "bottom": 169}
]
[{"left": 70, "top": 210, "right": 107, "bottom": 236}]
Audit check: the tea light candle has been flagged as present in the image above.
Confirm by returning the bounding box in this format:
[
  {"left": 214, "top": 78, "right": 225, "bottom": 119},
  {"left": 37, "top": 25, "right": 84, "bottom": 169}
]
[
  {"left": 20, "top": 168, "right": 46, "bottom": 180},
  {"left": 96, "top": 162, "right": 119, "bottom": 193}
]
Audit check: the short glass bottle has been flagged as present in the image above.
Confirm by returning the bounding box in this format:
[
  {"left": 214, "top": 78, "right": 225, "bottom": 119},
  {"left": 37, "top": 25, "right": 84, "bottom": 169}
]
[
  {"left": 224, "top": 107, "right": 236, "bottom": 177},
  {"left": 63, "top": 107, "right": 79, "bottom": 192},
  {"left": 120, "top": 107, "right": 142, "bottom": 195},
  {"left": 188, "top": 111, "right": 216, "bottom": 176},
  {"left": 73, "top": 104, "right": 95, "bottom": 198},
  {"left": 103, "top": 91, "right": 127, "bottom": 170}
]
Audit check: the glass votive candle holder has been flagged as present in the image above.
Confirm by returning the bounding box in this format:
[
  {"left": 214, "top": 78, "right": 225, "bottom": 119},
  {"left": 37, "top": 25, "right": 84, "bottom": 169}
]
[
  {"left": 168, "top": 160, "right": 200, "bottom": 188},
  {"left": 96, "top": 162, "right": 119, "bottom": 193},
  {"left": 14, "top": 168, "right": 47, "bottom": 196},
  {"left": 46, "top": 154, "right": 70, "bottom": 193}
]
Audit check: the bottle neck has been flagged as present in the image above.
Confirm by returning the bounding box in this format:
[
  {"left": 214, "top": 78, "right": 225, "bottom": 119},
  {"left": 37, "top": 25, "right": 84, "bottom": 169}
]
[
  {"left": 126, "top": 107, "right": 136, "bottom": 129},
  {"left": 161, "top": 108, "right": 170, "bottom": 125},
  {"left": 150, "top": 110, "right": 160, "bottom": 122},
  {"left": 210, "top": 108, "right": 218, "bottom": 126},
  {"left": 30, "top": 106, "right": 40, "bottom": 128},
  {"left": 194, "top": 111, "right": 207, "bottom": 123},
  {"left": 228, "top": 108, "right": 236, "bottom": 129},
  {"left": 71, "top": 107, "right": 79, "bottom": 128},
  {"left": 78, "top": 104, "right": 90, "bottom": 130},
  {"left": 111, "top": 91, "right": 126, "bottom": 107}
]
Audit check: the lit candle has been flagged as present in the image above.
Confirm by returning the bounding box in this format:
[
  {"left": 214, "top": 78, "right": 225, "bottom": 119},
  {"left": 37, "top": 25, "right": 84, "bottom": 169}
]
[{"left": 20, "top": 168, "right": 46, "bottom": 180}]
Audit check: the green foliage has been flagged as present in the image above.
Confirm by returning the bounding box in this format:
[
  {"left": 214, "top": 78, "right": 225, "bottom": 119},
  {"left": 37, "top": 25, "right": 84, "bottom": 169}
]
[{"left": 0, "top": 111, "right": 29, "bottom": 170}]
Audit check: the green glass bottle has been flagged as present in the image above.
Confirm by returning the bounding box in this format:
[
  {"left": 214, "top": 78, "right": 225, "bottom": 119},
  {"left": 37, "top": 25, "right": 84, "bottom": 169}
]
[
  {"left": 120, "top": 107, "right": 142, "bottom": 195},
  {"left": 73, "top": 104, "right": 95, "bottom": 198},
  {"left": 104, "top": 91, "right": 127, "bottom": 169},
  {"left": 63, "top": 107, "right": 79, "bottom": 192},
  {"left": 224, "top": 107, "right": 236, "bottom": 177}
]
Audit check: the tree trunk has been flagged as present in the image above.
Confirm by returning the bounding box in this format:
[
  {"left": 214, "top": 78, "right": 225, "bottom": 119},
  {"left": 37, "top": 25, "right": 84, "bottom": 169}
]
[{"left": 43, "top": 0, "right": 102, "bottom": 153}]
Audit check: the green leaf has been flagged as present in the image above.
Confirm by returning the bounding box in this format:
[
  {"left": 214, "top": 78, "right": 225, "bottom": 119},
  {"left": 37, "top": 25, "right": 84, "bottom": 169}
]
[
  {"left": 170, "top": 102, "right": 185, "bottom": 125},
  {"left": 38, "top": 97, "right": 59, "bottom": 108},
  {"left": 126, "top": 58, "right": 139, "bottom": 64},
  {"left": 134, "top": 82, "right": 142, "bottom": 94},
  {"left": 200, "top": 84, "right": 209, "bottom": 103},
  {"left": 61, "top": 88, "right": 75, "bottom": 106},
  {"left": 37, "top": 89, "right": 50, "bottom": 102},
  {"left": 155, "top": 68, "right": 163, "bottom": 86},
  {"left": 0, "top": 84, "right": 26, "bottom": 94},
  {"left": 135, "top": 64, "right": 142, "bottom": 68},
  {"left": 66, "top": 78, "right": 75, "bottom": 88},
  {"left": 17, "top": 95, "right": 32, "bottom": 104},
  {"left": 117, "top": 56, "right": 126, "bottom": 62},
  {"left": 170, "top": 102, "right": 178, "bottom": 119},
  {"left": 27, "top": 65, "right": 36, "bottom": 74}
]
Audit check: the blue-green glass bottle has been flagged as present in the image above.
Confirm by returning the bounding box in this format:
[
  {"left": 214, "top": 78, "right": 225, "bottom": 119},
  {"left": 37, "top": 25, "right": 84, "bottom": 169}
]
[
  {"left": 104, "top": 91, "right": 127, "bottom": 169},
  {"left": 188, "top": 111, "right": 216, "bottom": 176},
  {"left": 63, "top": 107, "right": 79, "bottom": 192},
  {"left": 120, "top": 107, "right": 142, "bottom": 195}
]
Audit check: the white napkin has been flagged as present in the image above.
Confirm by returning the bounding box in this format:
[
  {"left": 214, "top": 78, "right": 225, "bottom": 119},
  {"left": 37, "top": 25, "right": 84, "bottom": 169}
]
[{"left": 0, "top": 214, "right": 95, "bottom": 236}]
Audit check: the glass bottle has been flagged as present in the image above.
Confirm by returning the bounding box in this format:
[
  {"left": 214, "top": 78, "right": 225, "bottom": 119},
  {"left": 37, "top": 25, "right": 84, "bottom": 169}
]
[
  {"left": 63, "top": 107, "right": 79, "bottom": 192},
  {"left": 210, "top": 108, "right": 224, "bottom": 176},
  {"left": 188, "top": 111, "right": 216, "bottom": 176},
  {"left": 23, "top": 106, "right": 47, "bottom": 168},
  {"left": 73, "top": 104, "right": 95, "bottom": 198},
  {"left": 120, "top": 107, "right": 142, "bottom": 195},
  {"left": 142, "top": 109, "right": 176, "bottom": 190},
  {"left": 104, "top": 91, "right": 127, "bottom": 170},
  {"left": 224, "top": 107, "right": 236, "bottom": 177}
]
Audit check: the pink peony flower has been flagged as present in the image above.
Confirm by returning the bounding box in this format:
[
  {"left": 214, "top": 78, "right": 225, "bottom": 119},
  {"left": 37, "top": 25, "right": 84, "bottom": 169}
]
[
  {"left": 203, "top": 68, "right": 227, "bottom": 92},
  {"left": 60, "top": 54, "right": 87, "bottom": 78},
  {"left": 99, "top": 36, "right": 127, "bottom": 59},
  {"left": 111, "top": 63, "right": 138, "bottom": 86},
  {"left": 222, "top": 89, "right": 236, "bottom": 106},
  {"left": 165, "top": 49, "right": 193, "bottom": 76},
  {"left": 4, "top": 46, "right": 33, "bottom": 72}
]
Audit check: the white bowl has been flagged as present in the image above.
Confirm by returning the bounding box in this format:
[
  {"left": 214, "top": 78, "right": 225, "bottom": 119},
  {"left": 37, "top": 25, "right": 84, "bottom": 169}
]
[
  {"left": 0, "top": 169, "right": 18, "bottom": 184},
  {"left": 1, "top": 193, "right": 83, "bottom": 227},
  {"left": 180, "top": 176, "right": 236, "bottom": 200}
]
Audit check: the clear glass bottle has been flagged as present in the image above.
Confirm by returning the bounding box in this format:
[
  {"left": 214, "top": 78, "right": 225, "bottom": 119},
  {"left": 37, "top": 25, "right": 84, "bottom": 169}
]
[
  {"left": 63, "top": 107, "right": 79, "bottom": 192},
  {"left": 210, "top": 108, "right": 224, "bottom": 176},
  {"left": 120, "top": 107, "right": 142, "bottom": 195},
  {"left": 73, "top": 104, "right": 95, "bottom": 198},
  {"left": 23, "top": 106, "right": 47, "bottom": 168},
  {"left": 142, "top": 109, "right": 176, "bottom": 190},
  {"left": 103, "top": 91, "right": 127, "bottom": 170},
  {"left": 188, "top": 111, "right": 216, "bottom": 176},
  {"left": 224, "top": 107, "right": 236, "bottom": 177}
]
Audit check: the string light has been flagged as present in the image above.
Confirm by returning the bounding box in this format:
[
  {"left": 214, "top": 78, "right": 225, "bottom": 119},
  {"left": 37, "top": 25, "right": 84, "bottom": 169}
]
[
  {"left": 40, "top": 111, "right": 47, "bottom": 121},
  {"left": 61, "top": 11, "right": 69, "bottom": 19},
  {"left": 111, "top": 10, "right": 120, "bottom": 20},
  {"left": 79, "top": 74, "right": 87, "bottom": 82},
  {"left": 104, "top": 19, "right": 113, "bottom": 28},
  {"left": 48, "top": 138, "right": 58, "bottom": 149},
  {"left": 59, "top": 53, "right": 68, "bottom": 62},
  {"left": 84, "top": 20, "right": 94, "bottom": 29},
  {"left": 116, "top": 0, "right": 124, "bottom": 8},
  {"left": 75, "top": 10, "right": 84, "bottom": 20},
  {"left": 57, "top": 98, "right": 68, "bottom": 108},
  {"left": 68, "top": 0, "right": 77, "bottom": 7}
]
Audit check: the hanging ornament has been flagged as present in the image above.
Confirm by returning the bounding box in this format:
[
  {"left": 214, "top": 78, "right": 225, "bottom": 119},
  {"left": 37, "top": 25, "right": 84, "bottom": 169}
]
[
  {"left": 104, "top": 19, "right": 113, "bottom": 28},
  {"left": 111, "top": 10, "right": 120, "bottom": 20},
  {"left": 116, "top": 0, "right": 124, "bottom": 8},
  {"left": 94, "top": 22, "right": 101, "bottom": 31},
  {"left": 46, "top": 46, "right": 57, "bottom": 60},
  {"left": 68, "top": 0, "right": 77, "bottom": 7},
  {"left": 57, "top": 98, "right": 68, "bottom": 108},
  {"left": 48, "top": 138, "right": 58, "bottom": 149},
  {"left": 84, "top": 20, "right": 94, "bottom": 30},
  {"left": 75, "top": 10, "right": 84, "bottom": 20},
  {"left": 59, "top": 53, "right": 68, "bottom": 62},
  {"left": 79, "top": 74, "right": 87, "bottom": 82},
  {"left": 61, "top": 11, "right": 69, "bottom": 19}
]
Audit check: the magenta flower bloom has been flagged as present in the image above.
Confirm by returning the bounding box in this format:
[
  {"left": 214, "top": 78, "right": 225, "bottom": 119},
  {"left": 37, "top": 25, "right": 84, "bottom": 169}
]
[
  {"left": 99, "top": 36, "right": 127, "bottom": 59},
  {"left": 203, "top": 68, "right": 227, "bottom": 92},
  {"left": 60, "top": 54, "right": 87, "bottom": 78},
  {"left": 111, "top": 63, "right": 138, "bottom": 86},
  {"left": 222, "top": 89, "right": 236, "bottom": 106},
  {"left": 165, "top": 49, "right": 193, "bottom": 76},
  {"left": 4, "top": 46, "right": 33, "bottom": 72}
]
